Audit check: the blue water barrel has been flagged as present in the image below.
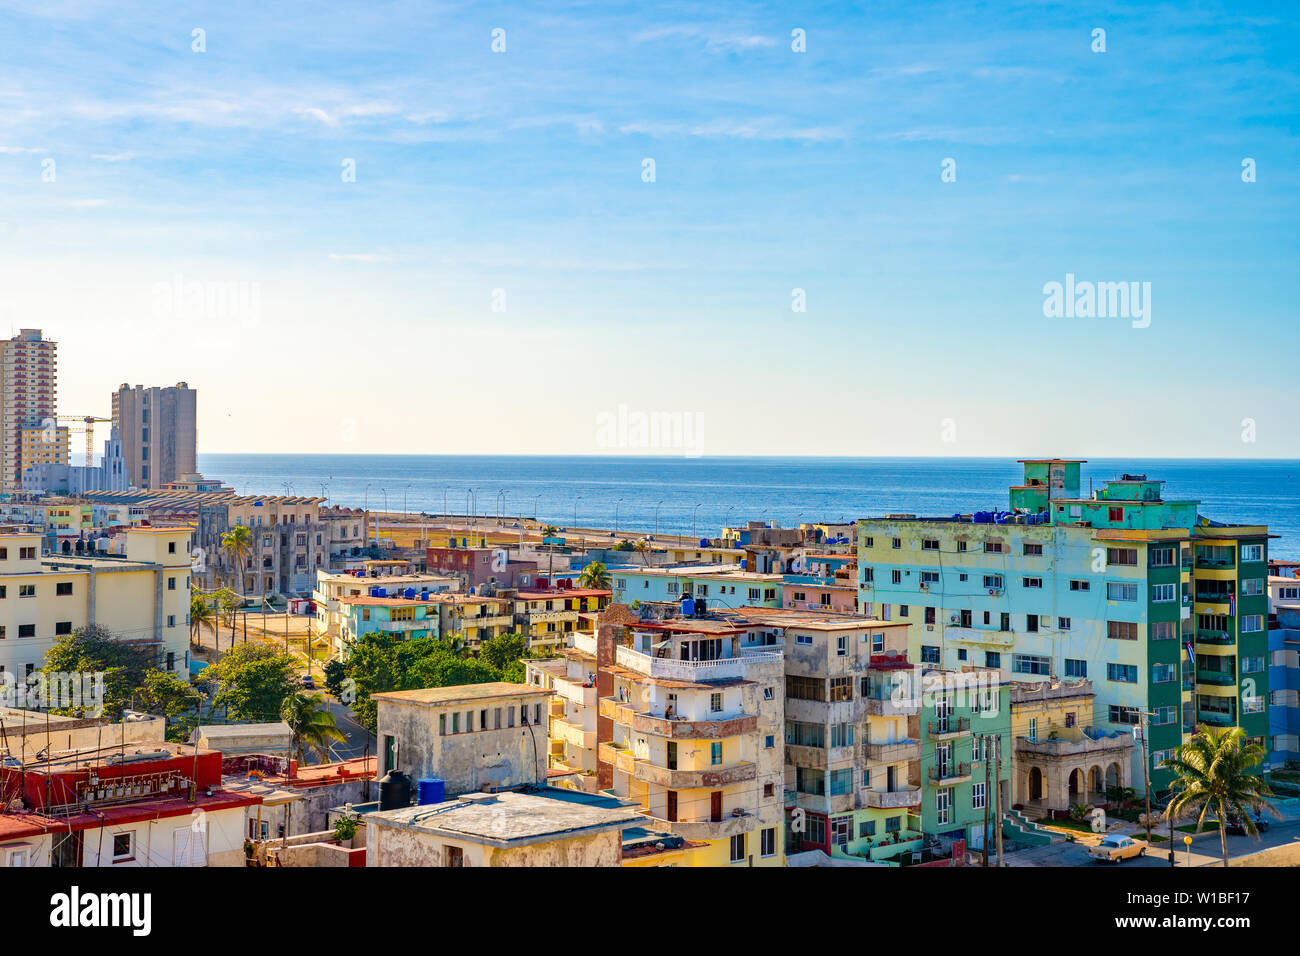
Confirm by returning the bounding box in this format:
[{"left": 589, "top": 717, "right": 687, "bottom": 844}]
[
  {"left": 417, "top": 778, "right": 445, "bottom": 805},
  {"left": 404, "top": 587, "right": 416, "bottom": 599},
  {"left": 680, "top": 596, "right": 696, "bottom": 617}
]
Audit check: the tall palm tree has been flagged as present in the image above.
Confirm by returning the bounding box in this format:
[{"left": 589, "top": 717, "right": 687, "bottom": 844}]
[
  {"left": 281, "top": 691, "right": 347, "bottom": 764},
  {"left": 634, "top": 539, "right": 652, "bottom": 567},
  {"left": 1161, "top": 724, "right": 1281, "bottom": 867},
  {"left": 190, "top": 592, "right": 214, "bottom": 646},
  {"left": 220, "top": 525, "right": 253, "bottom": 599},
  {"left": 577, "top": 560, "right": 611, "bottom": 590}
]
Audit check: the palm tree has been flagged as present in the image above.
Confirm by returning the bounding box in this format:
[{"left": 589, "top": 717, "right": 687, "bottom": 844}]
[
  {"left": 633, "top": 539, "right": 652, "bottom": 567},
  {"left": 220, "top": 525, "right": 253, "bottom": 599},
  {"left": 281, "top": 691, "right": 347, "bottom": 764},
  {"left": 577, "top": 560, "right": 611, "bottom": 590},
  {"left": 1161, "top": 724, "right": 1281, "bottom": 867},
  {"left": 190, "top": 592, "right": 214, "bottom": 646}
]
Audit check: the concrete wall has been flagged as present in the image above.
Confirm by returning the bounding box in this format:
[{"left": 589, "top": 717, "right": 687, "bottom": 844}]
[{"left": 368, "top": 824, "right": 621, "bottom": 867}]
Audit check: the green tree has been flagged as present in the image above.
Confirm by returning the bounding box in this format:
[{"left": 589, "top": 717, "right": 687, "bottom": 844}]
[
  {"left": 1162, "top": 724, "right": 1282, "bottom": 867},
  {"left": 190, "top": 592, "right": 215, "bottom": 646},
  {"left": 322, "top": 659, "right": 346, "bottom": 697},
  {"left": 41, "top": 624, "right": 153, "bottom": 719},
  {"left": 634, "top": 539, "right": 652, "bottom": 566},
  {"left": 577, "top": 561, "right": 611, "bottom": 589},
  {"left": 205, "top": 642, "right": 297, "bottom": 723},
  {"left": 281, "top": 691, "right": 347, "bottom": 763},
  {"left": 138, "top": 669, "right": 204, "bottom": 742},
  {"left": 479, "top": 632, "right": 529, "bottom": 673},
  {"left": 217, "top": 587, "right": 241, "bottom": 648}
]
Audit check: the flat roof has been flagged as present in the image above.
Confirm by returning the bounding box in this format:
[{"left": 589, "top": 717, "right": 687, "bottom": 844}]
[
  {"left": 366, "top": 788, "right": 641, "bottom": 847},
  {"left": 372, "top": 683, "right": 552, "bottom": 707}
]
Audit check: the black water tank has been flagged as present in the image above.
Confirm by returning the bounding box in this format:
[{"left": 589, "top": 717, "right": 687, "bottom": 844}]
[{"left": 378, "top": 769, "right": 412, "bottom": 810}]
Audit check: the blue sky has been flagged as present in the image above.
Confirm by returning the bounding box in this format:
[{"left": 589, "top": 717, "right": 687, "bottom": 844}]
[{"left": 0, "top": 1, "right": 1296, "bottom": 458}]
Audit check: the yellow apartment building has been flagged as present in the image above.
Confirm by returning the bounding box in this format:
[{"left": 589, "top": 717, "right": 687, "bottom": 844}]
[{"left": 0, "top": 526, "right": 192, "bottom": 680}]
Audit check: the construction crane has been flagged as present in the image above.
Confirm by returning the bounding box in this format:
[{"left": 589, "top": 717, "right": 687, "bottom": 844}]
[{"left": 57, "top": 415, "right": 112, "bottom": 466}]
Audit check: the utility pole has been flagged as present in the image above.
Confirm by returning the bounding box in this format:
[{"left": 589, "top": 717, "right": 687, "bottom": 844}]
[
  {"left": 981, "top": 734, "right": 990, "bottom": 867},
  {"left": 1139, "top": 711, "right": 1153, "bottom": 845},
  {"left": 993, "top": 734, "right": 1004, "bottom": 867}
]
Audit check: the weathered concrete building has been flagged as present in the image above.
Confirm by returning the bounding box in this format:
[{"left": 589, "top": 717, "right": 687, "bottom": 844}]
[{"left": 374, "top": 683, "right": 553, "bottom": 795}]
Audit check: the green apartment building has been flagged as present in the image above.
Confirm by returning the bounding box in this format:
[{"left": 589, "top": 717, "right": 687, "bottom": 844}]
[
  {"left": 858, "top": 459, "right": 1269, "bottom": 791},
  {"left": 918, "top": 669, "right": 1011, "bottom": 851}
]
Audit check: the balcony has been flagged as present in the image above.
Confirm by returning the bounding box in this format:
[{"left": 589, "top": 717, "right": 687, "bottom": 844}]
[
  {"left": 633, "top": 761, "right": 757, "bottom": 789},
  {"left": 1195, "top": 557, "right": 1235, "bottom": 570},
  {"left": 597, "top": 742, "right": 637, "bottom": 775},
  {"left": 598, "top": 696, "right": 636, "bottom": 725},
  {"left": 553, "top": 676, "right": 597, "bottom": 707},
  {"left": 1197, "top": 710, "right": 1236, "bottom": 727},
  {"left": 642, "top": 814, "right": 753, "bottom": 841},
  {"left": 927, "top": 717, "right": 971, "bottom": 739},
  {"left": 862, "top": 739, "right": 921, "bottom": 763},
  {"left": 944, "top": 625, "right": 1014, "bottom": 646},
  {"left": 928, "top": 762, "right": 972, "bottom": 784},
  {"left": 554, "top": 717, "right": 596, "bottom": 751},
  {"left": 1194, "top": 593, "right": 1232, "bottom": 607},
  {"left": 862, "top": 786, "right": 922, "bottom": 809},
  {"left": 1196, "top": 669, "right": 1236, "bottom": 687},
  {"left": 632, "top": 711, "right": 757, "bottom": 739},
  {"left": 615, "top": 645, "right": 782, "bottom": 682},
  {"left": 1195, "top": 631, "right": 1234, "bottom": 646},
  {"left": 863, "top": 695, "right": 920, "bottom": 717}
]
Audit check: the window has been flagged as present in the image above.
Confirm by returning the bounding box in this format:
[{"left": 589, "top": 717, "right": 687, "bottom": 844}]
[
  {"left": 1108, "top": 506, "right": 1125, "bottom": 522},
  {"left": 922, "top": 538, "right": 940, "bottom": 551},
  {"left": 972, "top": 782, "right": 987, "bottom": 810},
  {"left": 1152, "top": 583, "right": 1175, "bottom": 603},
  {"left": 859, "top": 819, "right": 876, "bottom": 839},
  {"left": 443, "top": 845, "right": 464, "bottom": 868},
  {"left": 985, "top": 651, "right": 1001, "bottom": 669},
  {"left": 1152, "top": 706, "right": 1177, "bottom": 726},
  {"left": 863, "top": 537, "right": 874, "bottom": 548},
  {"left": 1242, "top": 656, "right": 1264, "bottom": 674},
  {"left": 1150, "top": 546, "right": 1175, "bottom": 567},
  {"left": 1065, "top": 658, "right": 1087, "bottom": 678},
  {"left": 836, "top": 635, "right": 847, "bottom": 657},
  {"left": 1013, "top": 654, "right": 1050, "bottom": 675},
  {"left": 983, "top": 574, "right": 1003, "bottom": 590},
  {"left": 710, "top": 692, "right": 723, "bottom": 712},
  {"left": 1107, "top": 548, "right": 1138, "bottom": 567},
  {"left": 891, "top": 570, "right": 902, "bottom": 585},
  {"left": 1110, "top": 705, "right": 1141, "bottom": 725},
  {"left": 17, "top": 625, "right": 34, "bottom": 638},
  {"left": 1107, "top": 663, "right": 1138, "bottom": 683},
  {"left": 1023, "top": 542, "right": 1043, "bottom": 556},
  {"left": 711, "top": 742, "right": 723, "bottom": 765},
  {"left": 829, "top": 677, "right": 852, "bottom": 702},
  {"left": 55, "top": 582, "right": 72, "bottom": 596},
  {"left": 1107, "top": 582, "right": 1137, "bottom": 602},
  {"left": 1026, "top": 614, "right": 1039, "bottom": 632},
  {"left": 1240, "top": 578, "right": 1263, "bottom": 596},
  {"left": 899, "top": 605, "right": 909, "bottom": 617},
  {"left": 760, "top": 827, "right": 776, "bottom": 858},
  {"left": 1151, "top": 621, "right": 1176, "bottom": 641},
  {"left": 984, "top": 541, "right": 1004, "bottom": 554},
  {"left": 765, "top": 734, "right": 775, "bottom": 749},
  {"left": 921, "top": 645, "right": 941, "bottom": 665},
  {"left": 794, "top": 634, "right": 813, "bottom": 645},
  {"left": 1152, "top": 664, "right": 1175, "bottom": 683},
  {"left": 729, "top": 833, "right": 746, "bottom": 863},
  {"left": 920, "top": 570, "right": 939, "bottom": 585},
  {"left": 55, "top": 621, "right": 72, "bottom": 635},
  {"left": 18, "top": 585, "right": 34, "bottom": 598},
  {"left": 1070, "top": 579, "right": 1090, "bottom": 592},
  {"left": 18, "top": 547, "right": 34, "bottom": 560},
  {"left": 1022, "top": 577, "right": 1043, "bottom": 589},
  {"left": 1241, "top": 544, "right": 1263, "bottom": 563},
  {"left": 891, "top": 538, "right": 901, "bottom": 549},
  {"left": 786, "top": 676, "right": 825, "bottom": 701},
  {"left": 830, "top": 723, "right": 854, "bottom": 748},
  {"left": 884, "top": 816, "right": 901, "bottom": 833},
  {"left": 1241, "top": 615, "right": 1263, "bottom": 633},
  {"left": 957, "top": 540, "right": 968, "bottom": 552},
  {"left": 111, "top": 832, "right": 135, "bottom": 862},
  {"left": 1057, "top": 617, "right": 1071, "bottom": 630},
  {"left": 1107, "top": 621, "right": 1138, "bottom": 641}
]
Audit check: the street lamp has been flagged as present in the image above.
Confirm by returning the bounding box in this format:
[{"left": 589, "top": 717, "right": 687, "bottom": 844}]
[
  {"left": 615, "top": 497, "right": 624, "bottom": 536},
  {"left": 532, "top": 495, "right": 541, "bottom": 520},
  {"left": 692, "top": 503, "right": 702, "bottom": 543},
  {"left": 497, "top": 489, "right": 506, "bottom": 526},
  {"left": 1183, "top": 835, "right": 1193, "bottom": 867},
  {"left": 404, "top": 484, "right": 411, "bottom": 516},
  {"left": 724, "top": 506, "right": 735, "bottom": 532},
  {"left": 654, "top": 499, "right": 664, "bottom": 536}
]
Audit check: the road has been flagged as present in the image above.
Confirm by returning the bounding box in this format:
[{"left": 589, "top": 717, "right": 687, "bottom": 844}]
[
  {"left": 320, "top": 693, "right": 374, "bottom": 765},
  {"left": 1003, "top": 817, "right": 1300, "bottom": 867}
]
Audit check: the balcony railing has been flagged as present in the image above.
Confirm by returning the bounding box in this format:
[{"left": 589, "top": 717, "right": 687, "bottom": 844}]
[
  {"left": 928, "top": 762, "right": 972, "bottom": 784},
  {"left": 927, "top": 717, "right": 971, "bottom": 738},
  {"left": 1195, "top": 670, "right": 1236, "bottom": 687},
  {"left": 1195, "top": 631, "right": 1234, "bottom": 646},
  {"left": 862, "top": 786, "right": 922, "bottom": 809},
  {"left": 862, "top": 740, "right": 922, "bottom": 763},
  {"left": 1197, "top": 710, "right": 1235, "bottom": 727},
  {"left": 615, "top": 645, "right": 782, "bottom": 681}
]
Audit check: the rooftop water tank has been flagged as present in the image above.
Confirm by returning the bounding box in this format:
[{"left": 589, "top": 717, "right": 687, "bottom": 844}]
[
  {"left": 378, "top": 769, "right": 412, "bottom": 811},
  {"left": 416, "top": 778, "right": 445, "bottom": 806}
]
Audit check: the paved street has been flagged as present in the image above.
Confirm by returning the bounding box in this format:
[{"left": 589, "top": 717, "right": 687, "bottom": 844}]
[{"left": 1003, "top": 815, "right": 1300, "bottom": 867}]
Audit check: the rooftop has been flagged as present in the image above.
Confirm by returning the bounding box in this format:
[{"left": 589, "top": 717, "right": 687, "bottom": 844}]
[
  {"left": 372, "top": 682, "right": 552, "bottom": 707},
  {"left": 365, "top": 787, "right": 641, "bottom": 847}
]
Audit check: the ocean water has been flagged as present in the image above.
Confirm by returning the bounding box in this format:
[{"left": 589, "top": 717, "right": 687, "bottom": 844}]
[{"left": 196, "top": 455, "right": 1300, "bottom": 560}]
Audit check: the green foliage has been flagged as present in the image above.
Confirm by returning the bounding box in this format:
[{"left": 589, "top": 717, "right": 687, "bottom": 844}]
[
  {"left": 323, "top": 659, "right": 346, "bottom": 697},
  {"left": 333, "top": 813, "right": 359, "bottom": 841},
  {"left": 1162, "top": 724, "right": 1281, "bottom": 867},
  {"left": 339, "top": 630, "right": 528, "bottom": 734},
  {"left": 41, "top": 624, "right": 153, "bottom": 719},
  {"left": 205, "top": 642, "right": 298, "bottom": 722},
  {"left": 479, "top": 633, "right": 528, "bottom": 672},
  {"left": 282, "top": 691, "right": 347, "bottom": 763},
  {"left": 138, "top": 669, "right": 204, "bottom": 742},
  {"left": 577, "top": 560, "right": 611, "bottom": 588}
]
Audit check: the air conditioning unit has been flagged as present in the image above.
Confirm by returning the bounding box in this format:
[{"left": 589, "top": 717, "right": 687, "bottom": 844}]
[
  {"left": 926, "top": 624, "right": 935, "bottom": 631},
  {"left": 918, "top": 583, "right": 929, "bottom": 591},
  {"left": 988, "top": 588, "right": 1002, "bottom": 596},
  {"left": 948, "top": 614, "right": 961, "bottom": 625}
]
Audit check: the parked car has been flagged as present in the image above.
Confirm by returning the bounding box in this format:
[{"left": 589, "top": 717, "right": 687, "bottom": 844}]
[
  {"left": 299, "top": 674, "right": 316, "bottom": 689},
  {"left": 1087, "top": 835, "right": 1147, "bottom": 863},
  {"left": 1225, "top": 812, "right": 1270, "bottom": 836}
]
